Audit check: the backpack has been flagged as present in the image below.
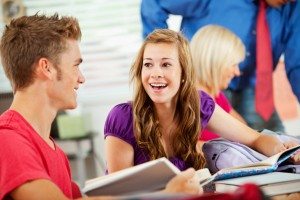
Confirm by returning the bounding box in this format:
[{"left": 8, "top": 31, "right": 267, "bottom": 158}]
[
  {"left": 202, "top": 129, "right": 300, "bottom": 174},
  {"left": 202, "top": 138, "right": 267, "bottom": 174}
]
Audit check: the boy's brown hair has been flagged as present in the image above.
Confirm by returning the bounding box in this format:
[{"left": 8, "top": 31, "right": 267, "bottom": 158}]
[{"left": 0, "top": 13, "right": 81, "bottom": 91}]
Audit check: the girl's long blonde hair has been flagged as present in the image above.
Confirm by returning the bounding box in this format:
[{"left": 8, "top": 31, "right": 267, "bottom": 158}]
[{"left": 130, "top": 29, "right": 205, "bottom": 169}]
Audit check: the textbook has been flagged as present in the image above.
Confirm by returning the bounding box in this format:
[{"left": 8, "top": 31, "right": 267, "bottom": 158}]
[
  {"left": 215, "top": 172, "right": 300, "bottom": 196},
  {"left": 200, "top": 144, "right": 300, "bottom": 186},
  {"left": 82, "top": 157, "right": 209, "bottom": 196},
  {"left": 82, "top": 157, "right": 178, "bottom": 196}
]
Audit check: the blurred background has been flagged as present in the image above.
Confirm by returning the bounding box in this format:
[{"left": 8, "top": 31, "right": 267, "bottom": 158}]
[{"left": 0, "top": 0, "right": 299, "bottom": 188}]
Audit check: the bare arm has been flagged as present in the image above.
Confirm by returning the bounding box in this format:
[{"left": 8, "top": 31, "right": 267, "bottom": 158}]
[
  {"left": 206, "top": 105, "right": 291, "bottom": 156},
  {"left": 105, "top": 136, "right": 134, "bottom": 173},
  {"left": 273, "top": 192, "right": 300, "bottom": 200},
  {"left": 229, "top": 108, "right": 247, "bottom": 124},
  {"left": 11, "top": 179, "right": 71, "bottom": 200},
  {"left": 10, "top": 179, "right": 117, "bottom": 200}
]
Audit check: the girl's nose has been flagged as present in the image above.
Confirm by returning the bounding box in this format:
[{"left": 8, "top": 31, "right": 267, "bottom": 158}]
[
  {"left": 234, "top": 65, "right": 241, "bottom": 76},
  {"left": 151, "top": 74, "right": 164, "bottom": 79},
  {"left": 150, "top": 66, "right": 164, "bottom": 79}
]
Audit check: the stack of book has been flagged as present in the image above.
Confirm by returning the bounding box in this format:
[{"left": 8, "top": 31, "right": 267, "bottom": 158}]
[
  {"left": 82, "top": 144, "right": 300, "bottom": 197},
  {"left": 204, "top": 144, "right": 300, "bottom": 196},
  {"left": 214, "top": 172, "right": 300, "bottom": 196}
]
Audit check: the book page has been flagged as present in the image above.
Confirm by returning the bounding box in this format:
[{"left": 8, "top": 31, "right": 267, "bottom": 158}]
[
  {"left": 212, "top": 145, "right": 300, "bottom": 181},
  {"left": 82, "top": 157, "right": 181, "bottom": 196},
  {"left": 196, "top": 168, "right": 211, "bottom": 181},
  {"left": 196, "top": 168, "right": 212, "bottom": 186},
  {"left": 85, "top": 157, "right": 181, "bottom": 186},
  {"left": 224, "top": 144, "right": 300, "bottom": 170},
  {"left": 85, "top": 166, "right": 140, "bottom": 185}
]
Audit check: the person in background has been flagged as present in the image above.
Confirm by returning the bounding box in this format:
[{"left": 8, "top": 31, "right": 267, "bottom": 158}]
[
  {"left": 190, "top": 25, "right": 246, "bottom": 144},
  {"left": 104, "top": 29, "right": 300, "bottom": 176},
  {"left": 140, "top": 0, "right": 300, "bottom": 132},
  {"left": 0, "top": 14, "right": 200, "bottom": 200}
]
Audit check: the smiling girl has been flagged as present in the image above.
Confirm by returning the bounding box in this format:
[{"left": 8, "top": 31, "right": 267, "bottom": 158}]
[{"left": 104, "top": 29, "right": 299, "bottom": 174}]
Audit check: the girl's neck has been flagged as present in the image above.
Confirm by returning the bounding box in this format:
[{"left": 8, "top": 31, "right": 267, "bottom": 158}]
[{"left": 154, "top": 102, "right": 176, "bottom": 130}]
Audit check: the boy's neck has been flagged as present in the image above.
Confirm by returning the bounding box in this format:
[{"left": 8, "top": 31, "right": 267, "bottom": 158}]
[{"left": 10, "top": 88, "right": 57, "bottom": 142}]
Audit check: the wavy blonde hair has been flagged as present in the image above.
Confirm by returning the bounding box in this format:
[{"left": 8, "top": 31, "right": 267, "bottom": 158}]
[
  {"left": 130, "top": 29, "right": 205, "bottom": 169},
  {"left": 190, "top": 25, "right": 245, "bottom": 96}
]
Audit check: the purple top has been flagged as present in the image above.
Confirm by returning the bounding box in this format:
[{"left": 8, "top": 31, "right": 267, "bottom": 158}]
[{"left": 104, "top": 91, "right": 215, "bottom": 171}]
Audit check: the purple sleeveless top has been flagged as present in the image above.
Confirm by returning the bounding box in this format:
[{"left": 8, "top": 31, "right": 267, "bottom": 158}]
[{"left": 104, "top": 91, "right": 215, "bottom": 171}]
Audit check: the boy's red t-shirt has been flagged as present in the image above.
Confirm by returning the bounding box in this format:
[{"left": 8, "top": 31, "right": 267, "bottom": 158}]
[{"left": 0, "top": 110, "right": 81, "bottom": 199}]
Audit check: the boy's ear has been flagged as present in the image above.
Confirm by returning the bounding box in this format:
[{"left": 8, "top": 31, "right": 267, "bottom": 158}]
[{"left": 36, "top": 58, "right": 54, "bottom": 80}]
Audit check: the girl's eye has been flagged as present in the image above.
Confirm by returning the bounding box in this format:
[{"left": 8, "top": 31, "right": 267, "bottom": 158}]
[
  {"left": 143, "top": 63, "right": 152, "bottom": 68},
  {"left": 162, "top": 63, "right": 171, "bottom": 67}
]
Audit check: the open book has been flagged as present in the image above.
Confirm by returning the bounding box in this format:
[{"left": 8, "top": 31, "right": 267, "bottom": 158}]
[
  {"left": 83, "top": 157, "right": 206, "bottom": 196},
  {"left": 201, "top": 144, "right": 300, "bottom": 186},
  {"left": 82, "top": 157, "right": 211, "bottom": 196}
]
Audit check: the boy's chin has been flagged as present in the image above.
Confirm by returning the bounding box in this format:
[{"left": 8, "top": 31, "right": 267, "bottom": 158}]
[{"left": 63, "top": 102, "right": 77, "bottom": 110}]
